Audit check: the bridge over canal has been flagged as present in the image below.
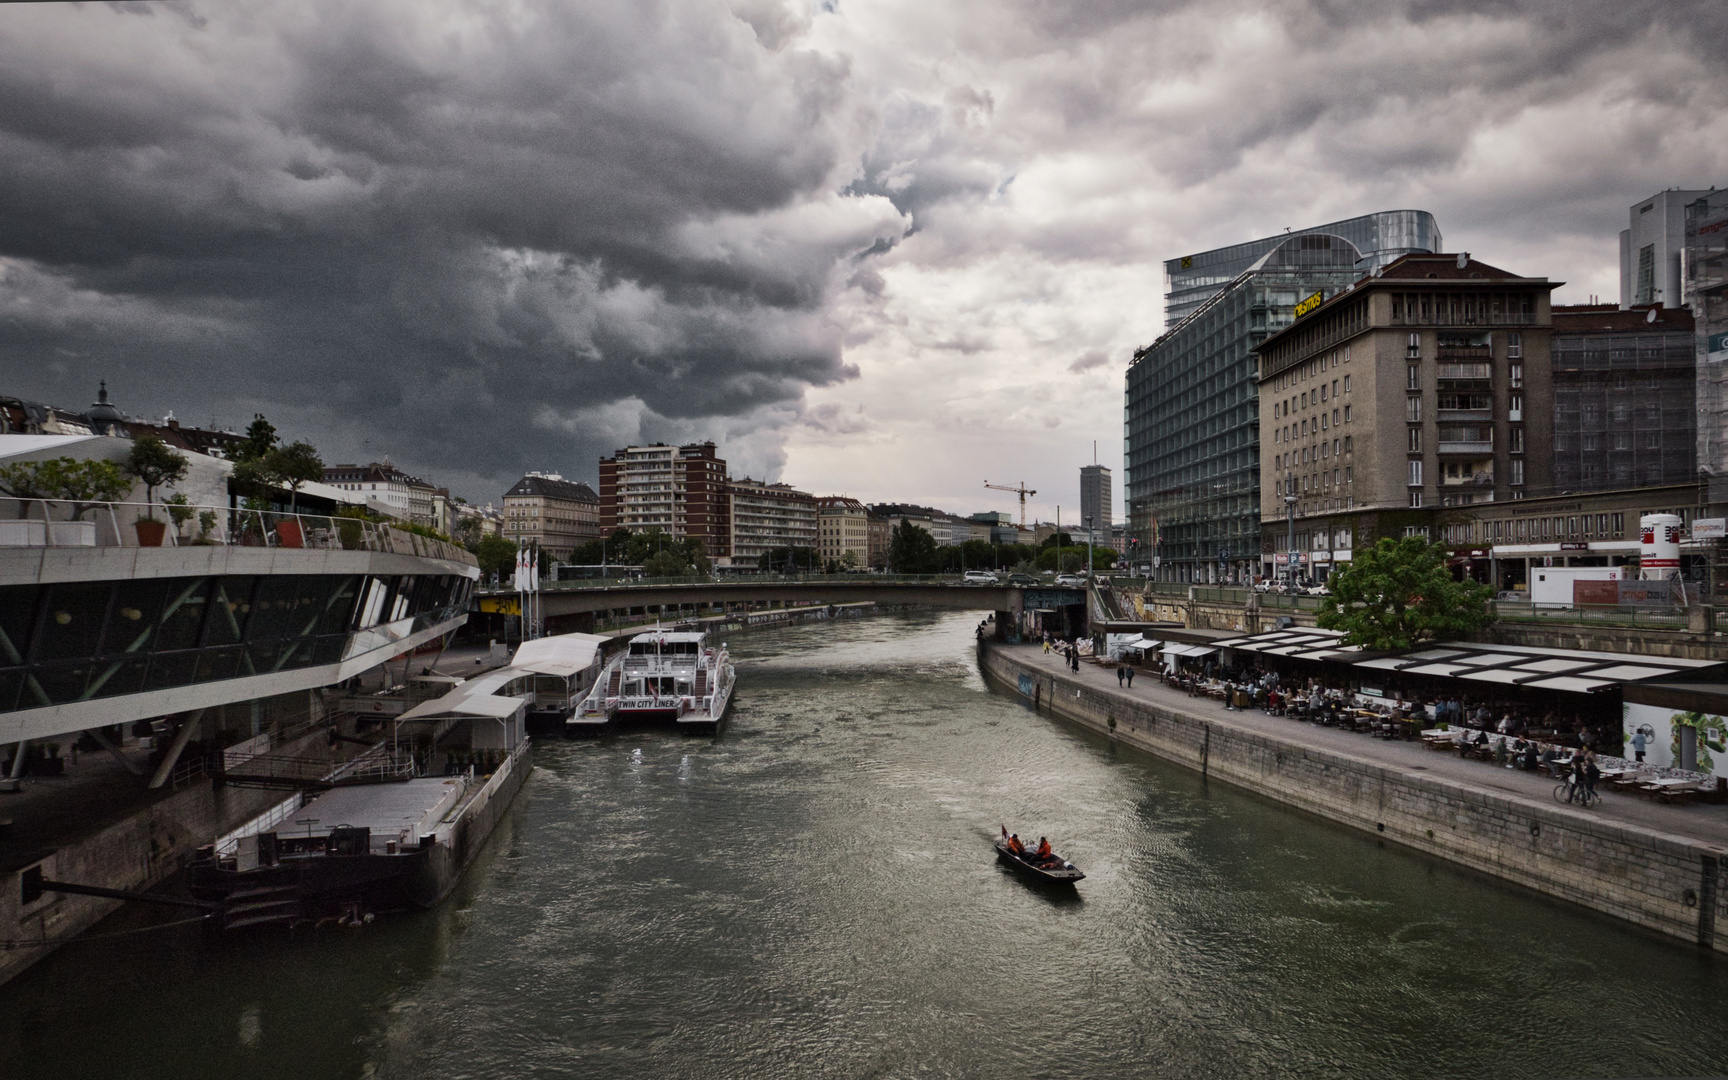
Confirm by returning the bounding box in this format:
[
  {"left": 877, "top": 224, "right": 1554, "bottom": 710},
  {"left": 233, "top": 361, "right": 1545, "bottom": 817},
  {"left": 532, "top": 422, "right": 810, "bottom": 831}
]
[{"left": 474, "top": 575, "right": 1089, "bottom": 638}]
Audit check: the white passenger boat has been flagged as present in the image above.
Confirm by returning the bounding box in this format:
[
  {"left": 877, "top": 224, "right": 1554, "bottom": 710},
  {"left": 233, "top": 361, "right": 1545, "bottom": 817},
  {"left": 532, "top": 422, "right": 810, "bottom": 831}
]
[{"left": 570, "top": 630, "right": 735, "bottom": 735}]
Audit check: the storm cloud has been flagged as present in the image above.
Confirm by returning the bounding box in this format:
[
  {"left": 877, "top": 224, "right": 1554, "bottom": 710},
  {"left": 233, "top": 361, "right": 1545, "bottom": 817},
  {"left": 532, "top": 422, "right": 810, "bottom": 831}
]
[{"left": 1, "top": 0, "right": 1725, "bottom": 511}]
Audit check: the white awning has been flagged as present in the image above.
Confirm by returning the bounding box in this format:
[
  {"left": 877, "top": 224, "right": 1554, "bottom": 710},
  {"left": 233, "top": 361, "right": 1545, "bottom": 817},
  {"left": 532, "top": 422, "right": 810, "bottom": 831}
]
[{"left": 511, "top": 632, "right": 608, "bottom": 678}]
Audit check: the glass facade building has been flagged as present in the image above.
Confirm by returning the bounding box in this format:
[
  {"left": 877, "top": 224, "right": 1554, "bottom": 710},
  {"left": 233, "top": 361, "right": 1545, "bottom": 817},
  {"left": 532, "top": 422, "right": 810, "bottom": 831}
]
[
  {"left": 1686, "top": 191, "right": 1728, "bottom": 502},
  {"left": 1551, "top": 305, "right": 1695, "bottom": 493},
  {"left": 1128, "top": 216, "right": 1441, "bottom": 583},
  {"left": 1163, "top": 211, "right": 1442, "bottom": 324}
]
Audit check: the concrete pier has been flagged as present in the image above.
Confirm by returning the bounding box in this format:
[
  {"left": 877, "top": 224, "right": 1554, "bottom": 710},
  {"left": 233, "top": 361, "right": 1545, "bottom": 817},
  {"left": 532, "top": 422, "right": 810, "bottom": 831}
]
[{"left": 981, "top": 640, "right": 1728, "bottom": 953}]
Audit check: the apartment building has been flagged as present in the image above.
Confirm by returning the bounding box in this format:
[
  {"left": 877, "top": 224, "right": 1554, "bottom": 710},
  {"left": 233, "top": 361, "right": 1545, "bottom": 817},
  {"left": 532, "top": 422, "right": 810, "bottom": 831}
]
[
  {"left": 501, "top": 473, "right": 600, "bottom": 561},
  {"left": 1551, "top": 304, "right": 1695, "bottom": 492},
  {"left": 597, "top": 442, "right": 731, "bottom": 560},
  {"left": 730, "top": 479, "right": 817, "bottom": 567},
  {"left": 817, "top": 497, "right": 870, "bottom": 567},
  {"left": 1253, "top": 253, "right": 1558, "bottom": 581}
]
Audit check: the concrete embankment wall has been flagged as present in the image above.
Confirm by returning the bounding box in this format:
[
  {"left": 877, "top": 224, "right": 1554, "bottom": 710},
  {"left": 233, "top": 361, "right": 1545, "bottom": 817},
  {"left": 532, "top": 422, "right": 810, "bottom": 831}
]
[
  {"left": 0, "top": 729, "right": 327, "bottom": 987},
  {"left": 980, "top": 643, "right": 1728, "bottom": 954}
]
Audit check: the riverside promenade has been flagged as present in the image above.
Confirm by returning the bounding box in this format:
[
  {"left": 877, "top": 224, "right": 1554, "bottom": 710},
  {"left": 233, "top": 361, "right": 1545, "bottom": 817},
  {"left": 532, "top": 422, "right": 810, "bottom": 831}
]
[{"left": 981, "top": 640, "right": 1728, "bottom": 952}]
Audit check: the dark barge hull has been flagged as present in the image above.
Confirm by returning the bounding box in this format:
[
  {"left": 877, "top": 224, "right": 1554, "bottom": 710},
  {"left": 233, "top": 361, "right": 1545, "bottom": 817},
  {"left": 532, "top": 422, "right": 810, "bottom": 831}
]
[{"left": 189, "top": 744, "right": 532, "bottom": 927}]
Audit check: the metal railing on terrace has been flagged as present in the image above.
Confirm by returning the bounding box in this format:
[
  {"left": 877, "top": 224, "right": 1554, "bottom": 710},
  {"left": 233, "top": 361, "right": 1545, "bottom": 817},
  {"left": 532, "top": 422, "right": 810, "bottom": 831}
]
[
  {"left": 1488, "top": 600, "right": 1691, "bottom": 629},
  {"left": 0, "top": 498, "right": 476, "bottom": 567}
]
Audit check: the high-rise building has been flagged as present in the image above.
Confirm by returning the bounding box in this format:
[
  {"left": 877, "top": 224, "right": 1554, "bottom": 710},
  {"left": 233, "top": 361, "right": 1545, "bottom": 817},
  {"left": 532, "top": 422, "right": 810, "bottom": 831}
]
[
  {"left": 1685, "top": 190, "right": 1728, "bottom": 501},
  {"left": 1127, "top": 212, "right": 1442, "bottom": 584},
  {"left": 1253, "top": 253, "right": 1558, "bottom": 582},
  {"left": 1079, "top": 464, "right": 1111, "bottom": 534},
  {"left": 1163, "top": 210, "right": 1442, "bottom": 324},
  {"left": 1550, "top": 304, "right": 1695, "bottom": 492},
  {"left": 1621, "top": 189, "right": 1712, "bottom": 309},
  {"left": 597, "top": 442, "right": 730, "bottom": 560}
]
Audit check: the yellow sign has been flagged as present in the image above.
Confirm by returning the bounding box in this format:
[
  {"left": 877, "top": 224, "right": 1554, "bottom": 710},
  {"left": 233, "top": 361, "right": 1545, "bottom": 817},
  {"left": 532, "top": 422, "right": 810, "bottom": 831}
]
[
  {"left": 479, "top": 597, "right": 520, "bottom": 615},
  {"left": 1294, "top": 291, "right": 1324, "bottom": 319},
  {"left": 1180, "top": 256, "right": 1193, "bottom": 269}
]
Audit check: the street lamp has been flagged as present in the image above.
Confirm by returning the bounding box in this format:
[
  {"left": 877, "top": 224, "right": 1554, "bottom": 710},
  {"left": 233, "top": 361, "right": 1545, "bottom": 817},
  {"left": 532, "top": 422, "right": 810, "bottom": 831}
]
[{"left": 1284, "top": 471, "right": 1299, "bottom": 588}]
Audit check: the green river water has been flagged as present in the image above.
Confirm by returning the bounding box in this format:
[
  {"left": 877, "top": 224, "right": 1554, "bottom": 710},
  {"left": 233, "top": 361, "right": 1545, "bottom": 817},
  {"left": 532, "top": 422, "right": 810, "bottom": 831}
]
[{"left": 2, "top": 609, "right": 1726, "bottom": 1079}]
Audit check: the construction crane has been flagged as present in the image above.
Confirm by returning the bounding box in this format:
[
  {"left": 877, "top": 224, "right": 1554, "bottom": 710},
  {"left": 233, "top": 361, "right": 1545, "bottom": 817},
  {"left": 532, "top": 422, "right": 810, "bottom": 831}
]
[{"left": 983, "top": 480, "right": 1036, "bottom": 527}]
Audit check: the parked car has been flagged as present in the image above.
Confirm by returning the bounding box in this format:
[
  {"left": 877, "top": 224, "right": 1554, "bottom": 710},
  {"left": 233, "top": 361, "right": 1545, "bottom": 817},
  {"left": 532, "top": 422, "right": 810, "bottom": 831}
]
[
  {"left": 1054, "top": 574, "right": 1086, "bottom": 586},
  {"left": 961, "top": 570, "right": 1000, "bottom": 585},
  {"left": 1005, "top": 573, "right": 1039, "bottom": 586}
]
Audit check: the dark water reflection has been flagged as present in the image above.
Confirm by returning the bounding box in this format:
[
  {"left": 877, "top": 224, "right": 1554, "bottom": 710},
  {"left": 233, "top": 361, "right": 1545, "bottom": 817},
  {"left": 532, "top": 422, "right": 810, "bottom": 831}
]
[{"left": 3, "top": 610, "right": 1727, "bottom": 1079}]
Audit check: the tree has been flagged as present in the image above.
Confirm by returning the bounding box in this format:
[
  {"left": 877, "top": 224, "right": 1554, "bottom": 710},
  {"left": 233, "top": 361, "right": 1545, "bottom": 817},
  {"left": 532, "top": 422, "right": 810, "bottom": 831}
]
[
  {"left": 263, "top": 440, "right": 324, "bottom": 513},
  {"left": 235, "top": 414, "right": 278, "bottom": 462},
  {"left": 451, "top": 513, "right": 485, "bottom": 549},
  {"left": 123, "top": 435, "right": 189, "bottom": 519},
  {"left": 644, "top": 549, "right": 695, "bottom": 577},
  {"left": 39, "top": 459, "right": 130, "bottom": 520},
  {"left": 757, "top": 545, "right": 820, "bottom": 573},
  {"left": 473, "top": 534, "right": 518, "bottom": 582},
  {"left": 1317, "top": 536, "right": 1492, "bottom": 651},
  {"left": 0, "top": 460, "right": 58, "bottom": 519},
  {"left": 888, "top": 518, "right": 939, "bottom": 573}
]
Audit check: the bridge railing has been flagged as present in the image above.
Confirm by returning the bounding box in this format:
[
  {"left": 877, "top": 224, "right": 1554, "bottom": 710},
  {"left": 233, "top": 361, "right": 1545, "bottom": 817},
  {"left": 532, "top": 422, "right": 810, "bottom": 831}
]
[{"left": 531, "top": 572, "right": 983, "bottom": 591}]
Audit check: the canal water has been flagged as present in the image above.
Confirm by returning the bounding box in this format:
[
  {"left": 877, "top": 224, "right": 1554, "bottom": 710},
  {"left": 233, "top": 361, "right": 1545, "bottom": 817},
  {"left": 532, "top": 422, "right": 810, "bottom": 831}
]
[{"left": 4, "top": 610, "right": 1728, "bottom": 1079}]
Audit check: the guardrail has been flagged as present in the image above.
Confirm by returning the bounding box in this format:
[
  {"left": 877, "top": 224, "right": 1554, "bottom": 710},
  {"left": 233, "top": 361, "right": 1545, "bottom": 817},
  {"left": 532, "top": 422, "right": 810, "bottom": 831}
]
[
  {"left": 525, "top": 572, "right": 1094, "bottom": 591},
  {"left": 1, "top": 497, "right": 476, "bottom": 567},
  {"left": 1489, "top": 600, "right": 1691, "bottom": 628}
]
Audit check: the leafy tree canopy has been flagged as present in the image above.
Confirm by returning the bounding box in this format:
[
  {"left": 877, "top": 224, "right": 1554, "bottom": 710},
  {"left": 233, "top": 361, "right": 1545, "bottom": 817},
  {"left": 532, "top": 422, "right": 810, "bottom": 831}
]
[
  {"left": 644, "top": 549, "right": 698, "bottom": 577},
  {"left": 473, "top": 534, "right": 518, "bottom": 580},
  {"left": 235, "top": 414, "right": 278, "bottom": 462},
  {"left": 1317, "top": 536, "right": 1491, "bottom": 651},
  {"left": 124, "top": 434, "right": 189, "bottom": 515},
  {"left": 888, "top": 518, "right": 939, "bottom": 573},
  {"left": 0, "top": 458, "right": 130, "bottom": 517}
]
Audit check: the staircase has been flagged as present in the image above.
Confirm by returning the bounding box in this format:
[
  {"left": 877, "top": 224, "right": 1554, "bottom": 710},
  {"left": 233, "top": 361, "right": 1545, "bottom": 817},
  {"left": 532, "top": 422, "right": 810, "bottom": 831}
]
[{"left": 220, "top": 885, "right": 304, "bottom": 930}]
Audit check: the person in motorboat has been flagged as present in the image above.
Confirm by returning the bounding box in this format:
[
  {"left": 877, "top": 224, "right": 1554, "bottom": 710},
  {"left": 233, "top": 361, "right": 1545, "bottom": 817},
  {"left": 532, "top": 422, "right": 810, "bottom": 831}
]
[
  {"left": 1035, "top": 837, "right": 1054, "bottom": 863},
  {"left": 1007, "top": 833, "right": 1025, "bottom": 856}
]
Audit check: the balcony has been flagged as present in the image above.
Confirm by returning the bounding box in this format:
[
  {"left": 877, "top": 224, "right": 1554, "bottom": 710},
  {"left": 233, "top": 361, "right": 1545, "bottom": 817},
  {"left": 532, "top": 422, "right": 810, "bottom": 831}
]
[
  {"left": 1436, "top": 345, "right": 1492, "bottom": 360},
  {"left": 1436, "top": 409, "right": 1492, "bottom": 422},
  {"left": 1437, "top": 441, "right": 1495, "bottom": 456}
]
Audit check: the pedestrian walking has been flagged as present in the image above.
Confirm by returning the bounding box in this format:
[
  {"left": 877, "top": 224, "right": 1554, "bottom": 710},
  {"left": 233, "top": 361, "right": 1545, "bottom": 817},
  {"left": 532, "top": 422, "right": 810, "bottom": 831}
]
[
  {"left": 1117, "top": 665, "right": 1125, "bottom": 687},
  {"left": 1631, "top": 729, "right": 1647, "bottom": 762},
  {"left": 1125, "top": 666, "right": 1134, "bottom": 688}
]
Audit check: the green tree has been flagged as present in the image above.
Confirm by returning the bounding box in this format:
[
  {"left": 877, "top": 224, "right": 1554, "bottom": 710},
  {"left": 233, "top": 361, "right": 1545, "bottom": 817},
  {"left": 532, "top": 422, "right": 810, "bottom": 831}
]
[
  {"left": 451, "top": 513, "right": 485, "bottom": 549},
  {"left": 887, "top": 518, "right": 939, "bottom": 573},
  {"left": 43, "top": 459, "right": 130, "bottom": 520},
  {"left": 644, "top": 549, "right": 695, "bottom": 577},
  {"left": 0, "top": 460, "right": 58, "bottom": 519},
  {"left": 757, "top": 545, "right": 820, "bottom": 573},
  {"left": 473, "top": 534, "right": 518, "bottom": 582},
  {"left": 1317, "top": 536, "right": 1491, "bottom": 651},
  {"left": 235, "top": 414, "right": 278, "bottom": 462},
  {"left": 262, "top": 440, "right": 324, "bottom": 513},
  {"left": 123, "top": 435, "right": 189, "bottom": 519}
]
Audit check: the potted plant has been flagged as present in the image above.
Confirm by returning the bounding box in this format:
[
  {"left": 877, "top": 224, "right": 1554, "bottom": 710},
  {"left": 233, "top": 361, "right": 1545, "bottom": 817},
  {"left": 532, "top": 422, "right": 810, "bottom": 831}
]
[
  {"left": 163, "top": 493, "right": 196, "bottom": 541},
  {"left": 123, "top": 435, "right": 189, "bottom": 547},
  {"left": 196, "top": 509, "right": 220, "bottom": 545}
]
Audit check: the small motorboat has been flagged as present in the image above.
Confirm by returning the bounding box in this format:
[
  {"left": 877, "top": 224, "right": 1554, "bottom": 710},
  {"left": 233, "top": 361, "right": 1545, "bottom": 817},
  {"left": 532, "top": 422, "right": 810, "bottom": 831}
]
[{"left": 994, "top": 828, "right": 1085, "bottom": 885}]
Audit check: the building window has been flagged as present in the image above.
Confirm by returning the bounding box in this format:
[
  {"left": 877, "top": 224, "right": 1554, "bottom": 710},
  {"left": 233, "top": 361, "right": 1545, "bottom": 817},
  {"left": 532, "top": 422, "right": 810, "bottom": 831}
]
[
  {"left": 1407, "top": 396, "right": 1422, "bottom": 423},
  {"left": 1612, "top": 512, "right": 1624, "bottom": 534},
  {"left": 1343, "top": 375, "right": 1351, "bottom": 393},
  {"left": 1408, "top": 333, "right": 1420, "bottom": 357},
  {"left": 1408, "top": 460, "right": 1423, "bottom": 487},
  {"left": 1567, "top": 516, "right": 1577, "bottom": 536},
  {"left": 1510, "top": 459, "right": 1524, "bottom": 487},
  {"left": 1344, "top": 405, "right": 1351, "bottom": 423},
  {"left": 1507, "top": 331, "right": 1522, "bottom": 359},
  {"left": 1407, "top": 364, "right": 1421, "bottom": 390},
  {"left": 1510, "top": 363, "right": 1523, "bottom": 389},
  {"left": 1344, "top": 466, "right": 1352, "bottom": 483},
  {"left": 1408, "top": 426, "right": 1422, "bottom": 452},
  {"left": 1509, "top": 393, "right": 1522, "bottom": 420},
  {"left": 1509, "top": 427, "right": 1523, "bottom": 453}
]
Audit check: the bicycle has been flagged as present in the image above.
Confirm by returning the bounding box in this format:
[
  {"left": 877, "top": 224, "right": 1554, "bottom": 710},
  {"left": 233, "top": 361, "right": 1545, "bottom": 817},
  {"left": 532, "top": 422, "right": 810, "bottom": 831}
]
[{"left": 1553, "top": 774, "right": 1599, "bottom": 808}]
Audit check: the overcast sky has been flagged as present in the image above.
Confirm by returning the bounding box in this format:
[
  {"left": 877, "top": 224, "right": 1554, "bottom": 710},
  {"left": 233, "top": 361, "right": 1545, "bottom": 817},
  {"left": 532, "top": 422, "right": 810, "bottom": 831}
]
[{"left": 2, "top": 0, "right": 1724, "bottom": 522}]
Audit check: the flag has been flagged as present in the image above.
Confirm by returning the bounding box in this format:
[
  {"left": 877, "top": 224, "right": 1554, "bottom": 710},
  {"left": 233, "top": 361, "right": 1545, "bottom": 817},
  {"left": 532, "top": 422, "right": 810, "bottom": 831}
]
[
  {"left": 530, "top": 550, "right": 539, "bottom": 592},
  {"left": 512, "top": 547, "right": 526, "bottom": 592}
]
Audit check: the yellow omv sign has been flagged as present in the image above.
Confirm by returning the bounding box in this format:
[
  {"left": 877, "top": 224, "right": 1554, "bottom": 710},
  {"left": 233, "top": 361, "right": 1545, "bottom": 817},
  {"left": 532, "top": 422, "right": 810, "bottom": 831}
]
[
  {"left": 1294, "top": 291, "right": 1325, "bottom": 318},
  {"left": 479, "top": 597, "right": 521, "bottom": 615}
]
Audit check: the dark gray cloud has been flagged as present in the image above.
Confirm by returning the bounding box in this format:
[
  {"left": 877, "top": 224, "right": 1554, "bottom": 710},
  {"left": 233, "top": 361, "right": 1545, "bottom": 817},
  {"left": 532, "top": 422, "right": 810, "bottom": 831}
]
[{"left": 0, "top": 0, "right": 905, "bottom": 494}]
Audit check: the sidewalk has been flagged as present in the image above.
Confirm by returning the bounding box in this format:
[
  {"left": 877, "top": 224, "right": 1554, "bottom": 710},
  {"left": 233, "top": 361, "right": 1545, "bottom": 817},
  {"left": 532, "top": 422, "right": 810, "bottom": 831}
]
[{"left": 1007, "top": 642, "right": 1728, "bottom": 848}]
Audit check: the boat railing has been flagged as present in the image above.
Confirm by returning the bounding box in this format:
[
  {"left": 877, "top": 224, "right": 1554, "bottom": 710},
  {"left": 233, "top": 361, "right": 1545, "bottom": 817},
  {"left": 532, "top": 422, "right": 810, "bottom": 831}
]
[{"left": 0, "top": 496, "right": 477, "bottom": 566}]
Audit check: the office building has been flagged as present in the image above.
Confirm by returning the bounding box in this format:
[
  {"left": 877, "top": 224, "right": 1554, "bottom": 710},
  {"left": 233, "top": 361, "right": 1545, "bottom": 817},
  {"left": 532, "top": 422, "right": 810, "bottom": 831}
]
[
  {"left": 501, "top": 473, "right": 601, "bottom": 560},
  {"left": 1550, "top": 304, "right": 1695, "bottom": 492},
  {"left": 1254, "top": 252, "right": 1558, "bottom": 580},
  {"left": 1163, "top": 210, "right": 1442, "bottom": 324},
  {"left": 1128, "top": 213, "right": 1442, "bottom": 584},
  {"left": 1079, "top": 465, "right": 1112, "bottom": 534},
  {"left": 1621, "top": 189, "right": 1712, "bottom": 309},
  {"left": 597, "top": 442, "right": 731, "bottom": 560},
  {"left": 1685, "top": 190, "right": 1728, "bottom": 501}
]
